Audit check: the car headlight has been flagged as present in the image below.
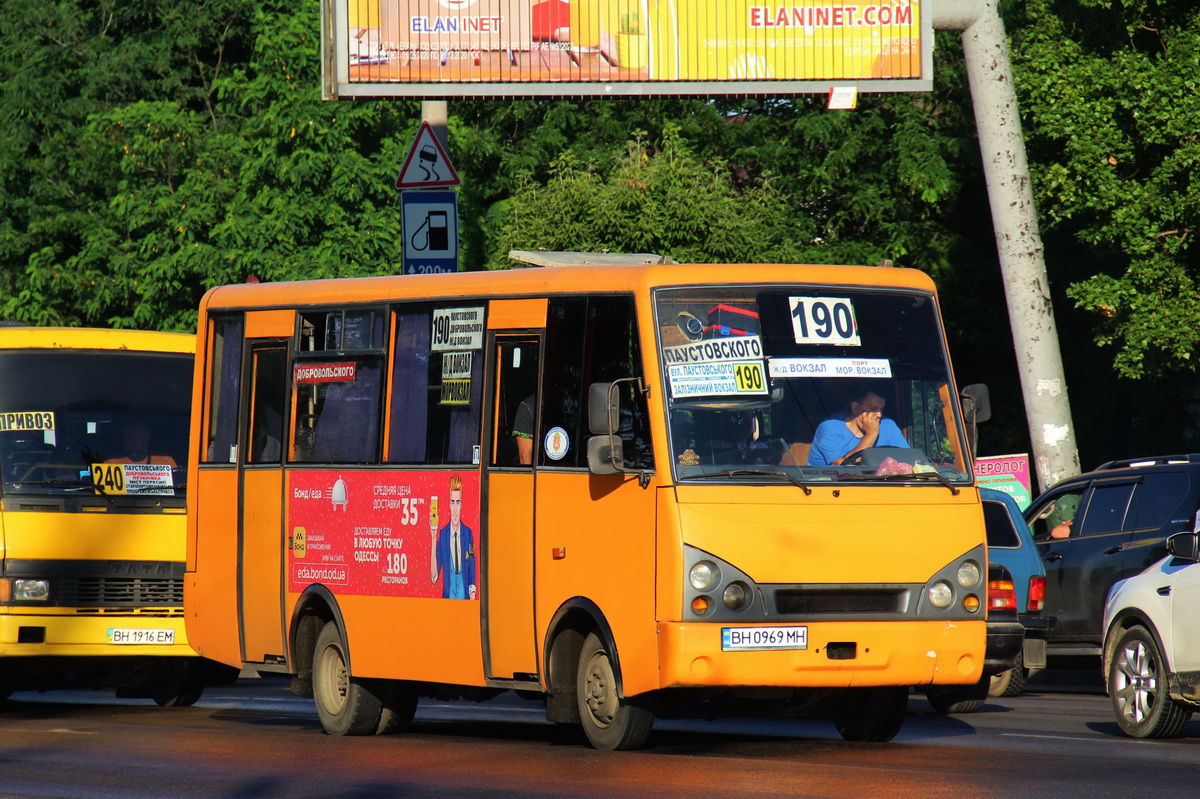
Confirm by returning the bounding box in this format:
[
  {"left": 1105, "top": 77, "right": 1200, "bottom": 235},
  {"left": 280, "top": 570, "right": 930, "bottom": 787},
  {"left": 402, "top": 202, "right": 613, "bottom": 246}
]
[
  {"left": 928, "top": 580, "right": 953, "bottom": 609},
  {"left": 690, "top": 561, "right": 720, "bottom": 592},
  {"left": 13, "top": 579, "right": 50, "bottom": 601}
]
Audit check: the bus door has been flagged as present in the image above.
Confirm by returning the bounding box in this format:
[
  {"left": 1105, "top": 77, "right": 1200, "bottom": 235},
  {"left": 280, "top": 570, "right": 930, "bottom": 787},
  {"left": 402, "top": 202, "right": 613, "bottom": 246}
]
[
  {"left": 483, "top": 318, "right": 543, "bottom": 680},
  {"left": 238, "top": 335, "right": 290, "bottom": 665}
]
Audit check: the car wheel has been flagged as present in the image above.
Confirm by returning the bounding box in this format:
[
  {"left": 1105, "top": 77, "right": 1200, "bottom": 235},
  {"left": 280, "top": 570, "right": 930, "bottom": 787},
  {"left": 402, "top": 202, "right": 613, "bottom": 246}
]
[
  {"left": 312, "top": 621, "right": 383, "bottom": 736},
  {"left": 576, "top": 632, "right": 653, "bottom": 750},
  {"left": 1108, "top": 625, "right": 1192, "bottom": 739},
  {"left": 988, "top": 650, "right": 1027, "bottom": 698},
  {"left": 926, "top": 677, "right": 988, "bottom": 714},
  {"left": 833, "top": 686, "right": 908, "bottom": 741}
]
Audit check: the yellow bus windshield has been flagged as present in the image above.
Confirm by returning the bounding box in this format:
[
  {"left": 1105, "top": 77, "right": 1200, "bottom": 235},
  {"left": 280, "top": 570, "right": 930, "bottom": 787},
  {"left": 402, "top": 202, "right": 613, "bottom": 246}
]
[
  {"left": 0, "top": 350, "right": 192, "bottom": 498},
  {"left": 656, "top": 286, "right": 969, "bottom": 484}
]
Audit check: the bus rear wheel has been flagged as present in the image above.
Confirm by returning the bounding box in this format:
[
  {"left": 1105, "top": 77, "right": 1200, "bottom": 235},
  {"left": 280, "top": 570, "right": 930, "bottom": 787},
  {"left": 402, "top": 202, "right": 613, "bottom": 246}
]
[
  {"left": 576, "top": 632, "right": 653, "bottom": 751},
  {"left": 313, "top": 622, "right": 383, "bottom": 736},
  {"left": 833, "top": 686, "right": 908, "bottom": 742}
]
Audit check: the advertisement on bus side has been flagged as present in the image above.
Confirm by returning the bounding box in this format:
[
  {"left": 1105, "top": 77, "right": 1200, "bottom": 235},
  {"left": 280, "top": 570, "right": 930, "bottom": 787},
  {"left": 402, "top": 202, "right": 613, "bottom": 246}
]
[{"left": 287, "top": 470, "right": 481, "bottom": 600}]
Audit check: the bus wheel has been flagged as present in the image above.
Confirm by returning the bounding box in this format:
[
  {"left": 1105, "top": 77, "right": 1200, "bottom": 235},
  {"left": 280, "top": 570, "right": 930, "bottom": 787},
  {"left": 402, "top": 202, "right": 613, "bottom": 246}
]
[
  {"left": 376, "top": 680, "right": 418, "bottom": 735},
  {"left": 576, "top": 632, "right": 653, "bottom": 751},
  {"left": 925, "top": 677, "right": 988, "bottom": 715},
  {"left": 313, "top": 622, "right": 382, "bottom": 736},
  {"left": 833, "top": 687, "right": 908, "bottom": 742},
  {"left": 151, "top": 659, "right": 206, "bottom": 707}
]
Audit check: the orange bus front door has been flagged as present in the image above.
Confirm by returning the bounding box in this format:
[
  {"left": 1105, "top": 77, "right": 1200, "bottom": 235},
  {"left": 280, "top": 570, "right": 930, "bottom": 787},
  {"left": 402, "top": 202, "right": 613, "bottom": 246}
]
[
  {"left": 484, "top": 335, "right": 540, "bottom": 680},
  {"left": 238, "top": 341, "right": 289, "bottom": 664}
]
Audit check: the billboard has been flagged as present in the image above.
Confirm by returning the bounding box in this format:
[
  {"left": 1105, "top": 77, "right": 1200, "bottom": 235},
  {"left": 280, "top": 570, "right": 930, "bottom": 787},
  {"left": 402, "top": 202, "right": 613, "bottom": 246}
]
[{"left": 322, "top": 0, "right": 932, "bottom": 98}]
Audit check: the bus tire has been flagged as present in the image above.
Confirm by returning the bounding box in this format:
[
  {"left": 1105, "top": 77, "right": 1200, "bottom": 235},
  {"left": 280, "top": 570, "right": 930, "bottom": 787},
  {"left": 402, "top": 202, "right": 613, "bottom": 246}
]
[
  {"left": 151, "top": 659, "right": 206, "bottom": 707},
  {"left": 833, "top": 687, "right": 908, "bottom": 742},
  {"left": 313, "top": 621, "right": 383, "bottom": 736},
  {"left": 376, "top": 680, "right": 418, "bottom": 735},
  {"left": 925, "top": 677, "right": 988, "bottom": 715},
  {"left": 576, "top": 632, "right": 653, "bottom": 751}
]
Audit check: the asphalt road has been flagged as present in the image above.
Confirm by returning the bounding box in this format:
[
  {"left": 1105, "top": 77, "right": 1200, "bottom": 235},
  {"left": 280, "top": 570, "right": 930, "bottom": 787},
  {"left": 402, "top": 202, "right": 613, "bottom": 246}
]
[{"left": 1, "top": 670, "right": 1199, "bottom": 799}]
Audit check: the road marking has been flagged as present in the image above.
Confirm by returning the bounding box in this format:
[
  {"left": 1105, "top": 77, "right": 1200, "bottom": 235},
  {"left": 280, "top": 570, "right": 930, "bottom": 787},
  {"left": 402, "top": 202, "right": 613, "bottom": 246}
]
[{"left": 1002, "top": 733, "right": 1123, "bottom": 743}]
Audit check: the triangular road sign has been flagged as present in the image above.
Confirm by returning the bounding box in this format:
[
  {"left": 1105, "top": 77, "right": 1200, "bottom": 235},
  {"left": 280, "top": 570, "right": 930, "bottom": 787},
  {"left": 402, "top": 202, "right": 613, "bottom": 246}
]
[{"left": 395, "top": 121, "right": 461, "bottom": 190}]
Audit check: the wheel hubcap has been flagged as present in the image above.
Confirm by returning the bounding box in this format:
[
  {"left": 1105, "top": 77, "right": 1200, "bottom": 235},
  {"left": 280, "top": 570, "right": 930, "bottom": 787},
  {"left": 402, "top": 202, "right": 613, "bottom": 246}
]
[
  {"left": 1113, "top": 639, "right": 1157, "bottom": 725},
  {"left": 318, "top": 643, "right": 349, "bottom": 715},
  {"left": 583, "top": 651, "right": 617, "bottom": 729}
]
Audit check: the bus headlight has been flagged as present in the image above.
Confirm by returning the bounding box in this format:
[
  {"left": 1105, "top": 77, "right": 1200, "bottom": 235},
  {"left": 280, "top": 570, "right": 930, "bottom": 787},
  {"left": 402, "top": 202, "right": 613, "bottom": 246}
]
[
  {"left": 928, "top": 581, "right": 953, "bottom": 609},
  {"left": 690, "top": 561, "right": 720, "bottom": 592},
  {"left": 722, "top": 582, "right": 749, "bottom": 610},
  {"left": 956, "top": 560, "right": 981, "bottom": 589},
  {"left": 13, "top": 579, "right": 50, "bottom": 601}
]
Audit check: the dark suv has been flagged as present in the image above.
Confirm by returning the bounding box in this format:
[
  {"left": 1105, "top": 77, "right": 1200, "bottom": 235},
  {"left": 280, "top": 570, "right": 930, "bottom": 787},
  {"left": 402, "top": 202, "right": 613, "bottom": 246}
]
[{"left": 1024, "top": 454, "right": 1200, "bottom": 663}]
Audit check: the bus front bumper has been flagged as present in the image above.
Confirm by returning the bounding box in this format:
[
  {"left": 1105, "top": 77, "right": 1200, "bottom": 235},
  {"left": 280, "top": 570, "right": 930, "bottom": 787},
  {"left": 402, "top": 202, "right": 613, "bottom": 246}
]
[
  {"left": 0, "top": 613, "right": 195, "bottom": 657},
  {"left": 657, "top": 619, "right": 985, "bottom": 689}
]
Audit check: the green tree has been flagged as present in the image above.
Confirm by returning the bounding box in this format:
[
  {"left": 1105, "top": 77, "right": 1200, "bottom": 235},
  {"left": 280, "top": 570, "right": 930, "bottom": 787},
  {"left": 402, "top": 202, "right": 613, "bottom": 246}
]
[
  {"left": 1010, "top": 0, "right": 1200, "bottom": 379},
  {"left": 484, "top": 127, "right": 811, "bottom": 267}
]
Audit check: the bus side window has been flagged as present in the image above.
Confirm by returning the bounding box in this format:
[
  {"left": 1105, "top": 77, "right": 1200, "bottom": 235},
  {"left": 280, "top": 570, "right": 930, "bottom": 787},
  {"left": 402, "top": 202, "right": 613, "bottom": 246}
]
[
  {"left": 204, "top": 314, "right": 244, "bottom": 464},
  {"left": 247, "top": 347, "right": 287, "bottom": 464},
  {"left": 388, "top": 305, "right": 484, "bottom": 466},
  {"left": 541, "top": 295, "right": 652, "bottom": 470},
  {"left": 492, "top": 340, "right": 540, "bottom": 468}
]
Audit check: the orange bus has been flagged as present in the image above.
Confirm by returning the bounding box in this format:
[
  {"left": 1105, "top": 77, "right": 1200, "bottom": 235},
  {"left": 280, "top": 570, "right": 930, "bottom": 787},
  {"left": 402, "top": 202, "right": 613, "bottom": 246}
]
[{"left": 185, "top": 255, "right": 987, "bottom": 748}]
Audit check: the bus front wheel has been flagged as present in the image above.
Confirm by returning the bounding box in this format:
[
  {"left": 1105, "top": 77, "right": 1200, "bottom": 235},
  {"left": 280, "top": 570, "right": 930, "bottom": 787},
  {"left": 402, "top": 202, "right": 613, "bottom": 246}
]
[
  {"left": 313, "top": 622, "right": 383, "bottom": 736},
  {"left": 151, "top": 658, "right": 206, "bottom": 707},
  {"left": 833, "top": 687, "right": 908, "bottom": 742},
  {"left": 576, "top": 632, "right": 653, "bottom": 751}
]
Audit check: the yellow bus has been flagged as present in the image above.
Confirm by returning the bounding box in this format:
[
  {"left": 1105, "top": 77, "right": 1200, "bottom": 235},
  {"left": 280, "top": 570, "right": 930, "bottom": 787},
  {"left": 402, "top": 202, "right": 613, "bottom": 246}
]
[
  {"left": 185, "top": 255, "right": 987, "bottom": 747},
  {"left": 0, "top": 326, "right": 205, "bottom": 705}
]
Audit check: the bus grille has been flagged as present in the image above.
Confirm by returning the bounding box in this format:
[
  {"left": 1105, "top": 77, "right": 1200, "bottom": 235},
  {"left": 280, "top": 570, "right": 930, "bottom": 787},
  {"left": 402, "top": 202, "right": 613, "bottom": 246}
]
[
  {"left": 775, "top": 589, "right": 908, "bottom": 615},
  {"left": 58, "top": 577, "right": 184, "bottom": 608}
]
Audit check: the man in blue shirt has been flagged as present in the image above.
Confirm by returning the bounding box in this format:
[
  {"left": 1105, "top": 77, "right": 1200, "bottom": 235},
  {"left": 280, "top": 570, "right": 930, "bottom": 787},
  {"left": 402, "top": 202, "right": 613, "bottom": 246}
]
[{"left": 807, "top": 387, "right": 909, "bottom": 467}]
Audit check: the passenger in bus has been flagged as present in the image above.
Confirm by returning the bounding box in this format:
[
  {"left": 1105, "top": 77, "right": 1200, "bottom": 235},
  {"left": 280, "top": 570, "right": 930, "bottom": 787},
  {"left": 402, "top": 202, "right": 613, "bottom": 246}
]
[
  {"left": 807, "top": 386, "right": 909, "bottom": 467},
  {"left": 106, "top": 422, "right": 177, "bottom": 468},
  {"left": 513, "top": 395, "right": 536, "bottom": 465},
  {"left": 429, "top": 474, "right": 476, "bottom": 599}
]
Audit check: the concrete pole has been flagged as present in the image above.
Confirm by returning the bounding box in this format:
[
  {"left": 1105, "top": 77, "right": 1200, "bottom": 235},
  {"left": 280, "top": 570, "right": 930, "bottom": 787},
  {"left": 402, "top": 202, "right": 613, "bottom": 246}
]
[
  {"left": 422, "top": 100, "right": 449, "bottom": 153},
  {"left": 933, "top": 0, "right": 1080, "bottom": 490}
]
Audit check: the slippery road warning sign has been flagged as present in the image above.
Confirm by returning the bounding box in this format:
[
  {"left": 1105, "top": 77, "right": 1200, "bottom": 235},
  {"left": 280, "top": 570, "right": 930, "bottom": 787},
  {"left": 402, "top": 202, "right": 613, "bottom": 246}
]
[{"left": 395, "top": 122, "right": 460, "bottom": 189}]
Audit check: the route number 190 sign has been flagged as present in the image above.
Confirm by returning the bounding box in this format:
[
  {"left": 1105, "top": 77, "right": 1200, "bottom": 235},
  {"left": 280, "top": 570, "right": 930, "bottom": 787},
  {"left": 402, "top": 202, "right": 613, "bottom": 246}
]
[{"left": 789, "top": 297, "right": 861, "bottom": 346}]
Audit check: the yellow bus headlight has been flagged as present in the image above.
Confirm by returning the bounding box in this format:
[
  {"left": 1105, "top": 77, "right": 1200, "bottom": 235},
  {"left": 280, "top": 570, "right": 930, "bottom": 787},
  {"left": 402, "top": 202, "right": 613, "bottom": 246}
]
[
  {"left": 927, "top": 581, "right": 954, "bottom": 609},
  {"left": 13, "top": 579, "right": 50, "bottom": 601},
  {"left": 956, "top": 560, "right": 982, "bottom": 588}
]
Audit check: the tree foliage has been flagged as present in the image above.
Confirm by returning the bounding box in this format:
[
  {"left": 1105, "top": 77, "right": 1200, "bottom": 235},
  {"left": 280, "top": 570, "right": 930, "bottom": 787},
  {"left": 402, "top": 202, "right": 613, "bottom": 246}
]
[{"left": 1010, "top": 0, "right": 1200, "bottom": 378}]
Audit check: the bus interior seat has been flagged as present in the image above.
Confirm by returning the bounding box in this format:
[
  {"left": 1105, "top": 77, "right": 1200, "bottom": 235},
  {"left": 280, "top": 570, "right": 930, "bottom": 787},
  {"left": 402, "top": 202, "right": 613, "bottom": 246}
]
[{"left": 781, "top": 441, "right": 811, "bottom": 467}]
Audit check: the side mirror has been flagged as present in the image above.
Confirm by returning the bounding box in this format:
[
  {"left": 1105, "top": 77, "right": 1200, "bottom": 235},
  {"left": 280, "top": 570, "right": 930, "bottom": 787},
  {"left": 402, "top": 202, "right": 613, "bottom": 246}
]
[
  {"left": 586, "top": 436, "right": 623, "bottom": 475},
  {"left": 961, "top": 383, "right": 992, "bottom": 423},
  {"left": 1167, "top": 532, "right": 1200, "bottom": 562},
  {"left": 588, "top": 382, "right": 619, "bottom": 435}
]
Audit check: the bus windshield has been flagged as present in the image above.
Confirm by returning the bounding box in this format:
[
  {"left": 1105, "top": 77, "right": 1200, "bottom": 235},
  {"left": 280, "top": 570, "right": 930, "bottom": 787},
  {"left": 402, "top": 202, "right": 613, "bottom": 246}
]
[
  {"left": 656, "top": 286, "right": 971, "bottom": 485},
  {"left": 0, "top": 350, "right": 192, "bottom": 497}
]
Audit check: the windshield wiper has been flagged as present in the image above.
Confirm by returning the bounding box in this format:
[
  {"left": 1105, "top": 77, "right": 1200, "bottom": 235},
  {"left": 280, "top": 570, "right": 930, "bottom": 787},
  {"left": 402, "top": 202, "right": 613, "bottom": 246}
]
[
  {"left": 717, "top": 468, "right": 813, "bottom": 496},
  {"left": 10, "top": 478, "right": 93, "bottom": 490},
  {"left": 869, "top": 470, "right": 961, "bottom": 495}
]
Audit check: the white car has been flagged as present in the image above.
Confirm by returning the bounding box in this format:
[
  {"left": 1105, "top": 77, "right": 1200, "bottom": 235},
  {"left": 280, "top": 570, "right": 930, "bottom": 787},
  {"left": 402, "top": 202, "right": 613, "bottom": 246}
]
[{"left": 1102, "top": 531, "right": 1200, "bottom": 738}]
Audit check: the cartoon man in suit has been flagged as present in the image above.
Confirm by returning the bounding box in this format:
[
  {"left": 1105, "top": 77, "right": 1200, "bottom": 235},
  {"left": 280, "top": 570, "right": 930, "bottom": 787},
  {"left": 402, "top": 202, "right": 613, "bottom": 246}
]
[{"left": 429, "top": 474, "right": 476, "bottom": 599}]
